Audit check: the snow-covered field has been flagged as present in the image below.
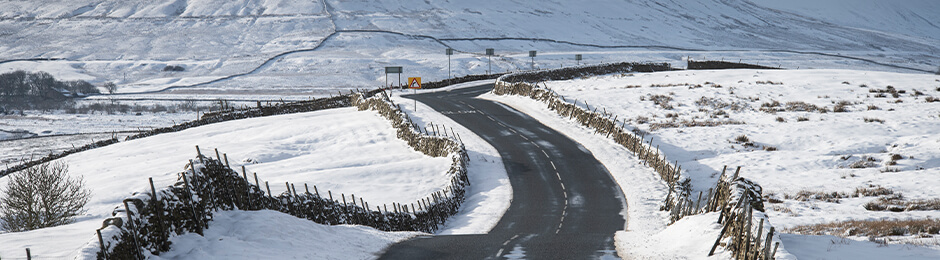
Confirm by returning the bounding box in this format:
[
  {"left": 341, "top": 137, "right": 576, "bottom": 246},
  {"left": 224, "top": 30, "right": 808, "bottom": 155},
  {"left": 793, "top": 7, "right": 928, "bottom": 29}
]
[
  {"left": 3, "top": 0, "right": 940, "bottom": 258},
  {"left": 0, "top": 107, "right": 459, "bottom": 258},
  {"left": 490, "top": 68, "right": 940, "bottom": 258}
]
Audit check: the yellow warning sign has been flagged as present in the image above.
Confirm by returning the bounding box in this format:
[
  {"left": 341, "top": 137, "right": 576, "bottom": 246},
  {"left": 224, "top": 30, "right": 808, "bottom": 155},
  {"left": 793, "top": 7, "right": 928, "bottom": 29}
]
[{"left": 408, "top": 77, "right": 422, "bottom": 89}]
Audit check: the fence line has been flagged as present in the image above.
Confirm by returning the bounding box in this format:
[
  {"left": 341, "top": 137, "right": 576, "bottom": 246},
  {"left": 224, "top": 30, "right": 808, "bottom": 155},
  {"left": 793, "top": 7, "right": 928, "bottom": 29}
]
[
  {"left": 88, "top": 91, "right": 469, "bottom": 259},
  {"left": 493, "top": 62, "right": 780, "bottom": 259}
]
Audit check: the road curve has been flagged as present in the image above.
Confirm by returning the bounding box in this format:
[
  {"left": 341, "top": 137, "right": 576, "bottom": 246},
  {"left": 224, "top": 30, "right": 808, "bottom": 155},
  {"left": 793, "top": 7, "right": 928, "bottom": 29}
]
[{"left": 379, "top": 84, "right": 626, "bottom": 259}]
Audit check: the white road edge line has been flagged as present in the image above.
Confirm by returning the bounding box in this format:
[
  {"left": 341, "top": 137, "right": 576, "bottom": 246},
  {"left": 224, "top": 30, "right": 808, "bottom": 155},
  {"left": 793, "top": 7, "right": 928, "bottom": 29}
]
[{"left": 496, "top": 248, "right": 504, "bottom": 256}]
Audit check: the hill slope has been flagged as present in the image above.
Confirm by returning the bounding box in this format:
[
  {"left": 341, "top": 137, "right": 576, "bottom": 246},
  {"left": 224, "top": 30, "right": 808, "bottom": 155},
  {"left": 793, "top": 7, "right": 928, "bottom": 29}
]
[{"left": 0, "top": 0, "right": 937, "bottom": 93}]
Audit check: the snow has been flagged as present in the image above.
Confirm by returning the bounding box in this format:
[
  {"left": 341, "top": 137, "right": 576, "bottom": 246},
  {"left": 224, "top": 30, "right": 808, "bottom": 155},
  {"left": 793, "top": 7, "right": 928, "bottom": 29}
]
[
  {"left": 154, "top": 210, "right": 421, "bottom": 260},
  {"left": 488, "top": 68, "right": 940, "bottom": 258},
  {"left": 0, "top": 107, "right": 453, "bottom": 258},
  {"left": 4, "top": 0, "right": 940, "bottom": 258}
]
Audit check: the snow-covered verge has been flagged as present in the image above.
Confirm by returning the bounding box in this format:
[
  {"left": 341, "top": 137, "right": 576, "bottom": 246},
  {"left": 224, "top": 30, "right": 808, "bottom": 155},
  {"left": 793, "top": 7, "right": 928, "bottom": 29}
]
[
  {"left": 518, "top": 69, "right": 940, "bottom": 257},
  {"left": 0, "top": 106, "right": 452, "bottom": 258},
  {"left": 154, "top": 210, "right": 421, "bottom": 260}
]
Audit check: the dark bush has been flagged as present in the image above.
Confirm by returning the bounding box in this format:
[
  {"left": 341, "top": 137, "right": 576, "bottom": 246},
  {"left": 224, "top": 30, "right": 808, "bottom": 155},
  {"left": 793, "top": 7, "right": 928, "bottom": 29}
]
[{"left": 162, "top": 65, "right": 185, "bottom": 72}]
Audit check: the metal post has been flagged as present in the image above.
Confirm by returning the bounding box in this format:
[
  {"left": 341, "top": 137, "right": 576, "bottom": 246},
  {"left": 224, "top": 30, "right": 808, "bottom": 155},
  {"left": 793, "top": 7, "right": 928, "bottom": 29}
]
[{"left": 446, "top": 48, "right": 453, "bottom": 80}]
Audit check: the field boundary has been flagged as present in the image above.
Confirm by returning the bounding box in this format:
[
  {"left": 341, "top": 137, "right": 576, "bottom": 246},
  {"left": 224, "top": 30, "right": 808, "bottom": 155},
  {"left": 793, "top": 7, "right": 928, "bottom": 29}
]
[{"left": 92, "top": 92, "right": 470, "bottom": 259}]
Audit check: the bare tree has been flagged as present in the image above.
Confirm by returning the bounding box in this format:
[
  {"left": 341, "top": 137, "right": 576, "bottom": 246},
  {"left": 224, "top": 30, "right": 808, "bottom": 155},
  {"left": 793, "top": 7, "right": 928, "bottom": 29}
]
[
  {"left": 103, "top": 82, "right": 117, "bottom": 95},
  {"left": 0, "top": 162, "right": 91, "bottom": 232}
]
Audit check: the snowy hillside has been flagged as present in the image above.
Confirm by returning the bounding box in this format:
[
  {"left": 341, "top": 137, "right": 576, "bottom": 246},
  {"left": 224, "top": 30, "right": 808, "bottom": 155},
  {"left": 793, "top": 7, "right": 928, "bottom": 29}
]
[
  {"left": 515, "top": 69, "right": 940, "bottom": 257},
  {"left": 1, "top": 0, "right": 938, "bottom": 95},
  {"left": 0, "top": 107, "right": 454, "bottom": 258}
]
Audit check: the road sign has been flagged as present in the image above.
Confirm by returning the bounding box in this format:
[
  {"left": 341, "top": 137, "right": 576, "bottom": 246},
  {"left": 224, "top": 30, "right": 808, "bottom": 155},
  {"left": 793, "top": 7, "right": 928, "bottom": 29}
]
[
  {"left": 575, "top": 54, "right": 582, "bottom": 61},
  {"left": 385, "top": 66, "right": 403, "bottom": 74},
  {"left": 446, "top": 48, "right": 454, "bottom": 55},
  {"left": 485, "top": 48, "right": 494, "bottom": 56},
  {"left": 408, "top": 77, "right": 422, "bottom": 89},
  {"left": 529, "top": 51, "right": 537, "bottom": 57}
]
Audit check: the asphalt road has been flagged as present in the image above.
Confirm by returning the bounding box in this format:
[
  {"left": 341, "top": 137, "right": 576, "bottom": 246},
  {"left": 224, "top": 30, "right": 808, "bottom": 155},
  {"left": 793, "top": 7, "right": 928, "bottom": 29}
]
[{"left": 379, "top": 83, "right": 626, "bottom": 259}]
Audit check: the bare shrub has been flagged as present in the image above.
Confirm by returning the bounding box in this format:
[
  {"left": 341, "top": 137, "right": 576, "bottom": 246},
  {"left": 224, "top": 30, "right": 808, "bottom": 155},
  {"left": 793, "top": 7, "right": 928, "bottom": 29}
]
[
  {"left": 103, "top": 82, "right": 117, "bottom": 95},
  {"left": 796, "top": 116, "right": 809, "bottom": 122},
  {"left": 763, "top": 146, "right": 778, "bottom": 151},
  {"left": 864, "top": 117, "right": 885, "bottom": 124},
  {"left": 734, "top": 134, "right": 750, "bottom": 143},
  {"left": 926, "top": 96, "right": 939, "bottom": 103},
  {"left": 0, "top": 162, "right": 91, "bottom": 232},
  {"left": 867, "top": 105, "right": 879, "bottom": 110},
  {"left": 775, "top": 116, "right": 785, "bottom": 122}
]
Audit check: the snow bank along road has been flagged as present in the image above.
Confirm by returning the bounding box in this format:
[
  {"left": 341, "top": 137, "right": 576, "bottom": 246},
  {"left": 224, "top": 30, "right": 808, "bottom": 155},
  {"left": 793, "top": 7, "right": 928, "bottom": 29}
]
[{"left": 380, "top": 84, "right": 626, "bottom": 259}]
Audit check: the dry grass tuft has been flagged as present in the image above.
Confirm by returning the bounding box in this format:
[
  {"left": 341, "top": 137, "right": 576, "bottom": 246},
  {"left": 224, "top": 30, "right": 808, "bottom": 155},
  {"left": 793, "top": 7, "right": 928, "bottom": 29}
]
[
  {"left": 783, "top": 185, "right": 895, "bottom": 203},
  {"left": 833, "top": 100, "right": 852, "bottom": 112},
  {"left": 785, "top": 101, "right": 827, "bottom": 113},
  {"left": 864, "top": 117, "right": 885, "bottom": 124},
  {"left": 648, "top": 119, "right": 744, "bottom": 131},
  {"left": 797, "top": 116, "right": 809, "bottom": 122},
  {"left": 865, "top": 196, "right": 940, "bottom": 212},
  {"left": 648, "top": 94, "right": 674, "bottom": 109},
  {"left": 786, "top": 219, "right": 940, "bottom": 238}
]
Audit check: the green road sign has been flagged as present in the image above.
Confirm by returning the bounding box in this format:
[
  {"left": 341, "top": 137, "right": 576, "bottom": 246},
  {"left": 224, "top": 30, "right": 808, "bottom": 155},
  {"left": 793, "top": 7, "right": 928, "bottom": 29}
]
[{"left": 385, "top": 66, "right": 403, "bottom": 74}]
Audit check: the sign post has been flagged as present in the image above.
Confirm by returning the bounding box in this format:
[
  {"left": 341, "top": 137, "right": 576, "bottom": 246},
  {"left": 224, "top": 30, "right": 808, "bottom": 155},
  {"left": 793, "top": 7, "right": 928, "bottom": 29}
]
[
  {"left": 384, "top": 66, "right": 403, "bottom": 96},
  {"left": 446, "top": 48, "right": 453, "bottom": 80},
  {"left": 408, "top": 77, "right": 421, "bottom": 111},
  {"left": 529, "top": 50, "right": 537, "bottom": 70},
  {"left": 575, "top": 54, "right": 582, "bottom": 66},
  {"left": 485, "top": 48, "right": 494, "bottom": 75}
]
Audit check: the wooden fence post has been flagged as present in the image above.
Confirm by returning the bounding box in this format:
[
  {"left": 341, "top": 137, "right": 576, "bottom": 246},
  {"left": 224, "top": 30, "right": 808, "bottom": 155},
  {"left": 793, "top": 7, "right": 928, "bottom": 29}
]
[{"left": 122, "top": 200, "right": 143, "bottom": 260}]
